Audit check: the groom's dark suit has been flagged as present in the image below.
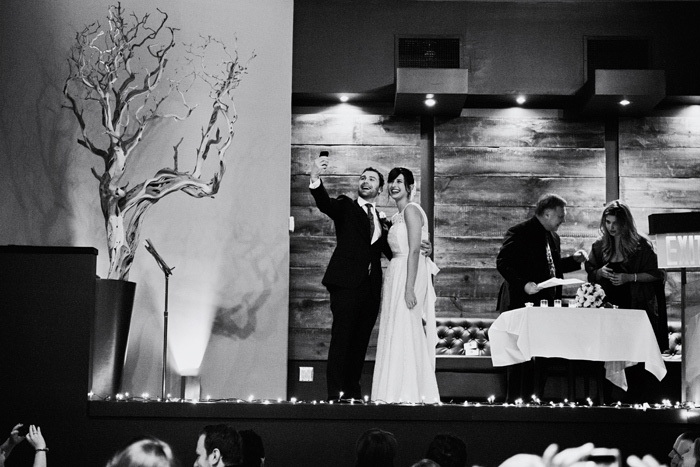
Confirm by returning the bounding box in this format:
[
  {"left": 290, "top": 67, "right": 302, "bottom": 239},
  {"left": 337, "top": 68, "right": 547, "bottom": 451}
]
[{"left": 311, "top": 181, "right": 391, "bottom": 400}]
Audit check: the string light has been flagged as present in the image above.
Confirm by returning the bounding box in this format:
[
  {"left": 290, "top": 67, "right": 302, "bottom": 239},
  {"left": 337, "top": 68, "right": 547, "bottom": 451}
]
[{"left": 84, "top": 392, "right": 697, "bottom": 411}]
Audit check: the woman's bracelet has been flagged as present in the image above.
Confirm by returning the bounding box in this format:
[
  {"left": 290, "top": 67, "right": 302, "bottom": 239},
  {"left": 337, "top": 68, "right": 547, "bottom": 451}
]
[{"left": 35, "top": 448, "right": 48, "bottom": 453}]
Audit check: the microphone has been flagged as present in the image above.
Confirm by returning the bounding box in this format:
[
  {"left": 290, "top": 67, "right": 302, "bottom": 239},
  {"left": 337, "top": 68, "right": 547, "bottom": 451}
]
[{"left": 144, "top": 239, "right": 174, "bottom": 277}]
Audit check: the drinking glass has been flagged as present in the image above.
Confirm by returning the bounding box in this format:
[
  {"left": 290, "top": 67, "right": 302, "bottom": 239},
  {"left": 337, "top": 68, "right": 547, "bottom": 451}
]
[
  {"left": 553, "top": 299, "right": 562, "bottom": 308},
  {"left": 540, "top": 299, "right": 549, "bottom": 307}
]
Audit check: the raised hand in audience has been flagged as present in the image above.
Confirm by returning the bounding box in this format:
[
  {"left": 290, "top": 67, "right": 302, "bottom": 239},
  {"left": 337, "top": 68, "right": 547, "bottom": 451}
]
[
  {"left": 499, "top": 443, "right": 595, "bottom": 467},
  {"left": 25, "top": 425, "right": 48, "bottom": 467},
  {"left": 541, "top": 442, "right": 595, "bottom": 467},
  {"left": 0, "top": 423, "right": 27, "bottom": 467},
  {"left": 627, "top": 454, "right": 665, "bottom": 467}
]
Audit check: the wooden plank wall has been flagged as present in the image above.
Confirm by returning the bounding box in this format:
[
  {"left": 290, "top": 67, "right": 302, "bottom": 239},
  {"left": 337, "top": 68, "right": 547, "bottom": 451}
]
[
  {"left": 433, "top": 116, "right": 605, "bottom": 318},
  {"left": 290, "top": 114, "right": 421, "bottom": 360},
  {"left": 290, "top": 113, "right": 700, "bottom": 362},
  {"left": 620, "top": 116, "right": 700, "bottom": 320}
]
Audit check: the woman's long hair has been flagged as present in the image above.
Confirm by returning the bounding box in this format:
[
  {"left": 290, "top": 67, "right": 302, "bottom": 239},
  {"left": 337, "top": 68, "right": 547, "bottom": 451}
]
[
  {"left": 598, "top": 200, "right": 645, "bottom": 262},
  {"left": 106, "top": 437, "right": 178, "bottom": 467}
]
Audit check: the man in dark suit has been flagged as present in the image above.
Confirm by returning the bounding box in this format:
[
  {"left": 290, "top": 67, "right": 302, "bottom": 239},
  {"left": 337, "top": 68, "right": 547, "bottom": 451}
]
[
  {"left": 309, "top": 154, "right": 392, "bottom": 401},
  {"left": 496, "top": 193, "right": 588, "bottom": 400},
  {"left": 497, "top": 193, "right": 587, "bottom": 310}
]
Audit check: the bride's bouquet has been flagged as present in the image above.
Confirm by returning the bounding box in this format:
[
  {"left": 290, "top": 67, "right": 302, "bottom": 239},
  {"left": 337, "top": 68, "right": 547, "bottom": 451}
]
[{"left": 574, "top": 282, "right": 606, "bottom": 308}]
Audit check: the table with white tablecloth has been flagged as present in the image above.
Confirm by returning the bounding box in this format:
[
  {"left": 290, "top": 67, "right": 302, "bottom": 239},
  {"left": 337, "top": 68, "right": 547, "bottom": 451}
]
[{"left": 489, "top": 306, "right": 667, "bottom": 390}]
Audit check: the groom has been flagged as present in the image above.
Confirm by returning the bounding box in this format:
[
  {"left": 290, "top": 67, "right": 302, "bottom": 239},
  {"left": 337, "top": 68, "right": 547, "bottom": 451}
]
[{"left": 309, "top": 153, "right": 392, "bottom": 401}]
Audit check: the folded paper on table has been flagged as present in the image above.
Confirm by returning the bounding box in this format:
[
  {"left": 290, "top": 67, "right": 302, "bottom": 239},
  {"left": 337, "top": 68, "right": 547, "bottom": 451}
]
[{"left": 537, "top": 277, "right": 584, "bottom": 289}]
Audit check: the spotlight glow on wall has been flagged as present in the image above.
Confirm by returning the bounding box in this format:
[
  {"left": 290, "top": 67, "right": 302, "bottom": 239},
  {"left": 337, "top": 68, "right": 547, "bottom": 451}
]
[
  {"left": 425, "top": 98, "right": 436, "bottom": 107},
  {"left": 339, "top": 95, "right": 349, "bottom": 102},
  {"left": 516, "top": 95, "right": 526, "bottom": 105},
  {"left": 619, "top": 99, "right": 631, "bottom": 106}
]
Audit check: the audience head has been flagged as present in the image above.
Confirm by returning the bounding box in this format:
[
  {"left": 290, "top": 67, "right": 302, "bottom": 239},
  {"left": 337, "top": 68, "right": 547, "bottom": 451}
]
[
  {"left": 355, "top": 428, "right": 398, "bottom": 467},
  {"left": 670, "top": 432, "right": 699, "bottom": 467},
  {"left": 679, "top": 438, "right": 700, "bottom": 467},
  {"left": 534, "top": 194, "right": 567, "bottom": 232},
  {"left": 425, "top": 433, "right": 467, "bottom": 467},
  {"left": 672, "top": 433, "right": 700, "bottom": 467},
  {"left": 239, "top": 429, "right": 265, "bottom": 467},
  {"left": 411, "top": 460, "right": 441, "bottom": 467},
  {"left": 105, "top": 437, "right": 177, "bottom": 467},
  {"left": 195, "top": 424, "right": 242, "bottom": 467}
]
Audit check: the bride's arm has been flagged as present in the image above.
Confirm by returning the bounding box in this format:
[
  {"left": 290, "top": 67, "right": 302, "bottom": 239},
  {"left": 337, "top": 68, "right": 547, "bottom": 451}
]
[{"left": 404, "top": 204, "right": 422, "bottom": 309}]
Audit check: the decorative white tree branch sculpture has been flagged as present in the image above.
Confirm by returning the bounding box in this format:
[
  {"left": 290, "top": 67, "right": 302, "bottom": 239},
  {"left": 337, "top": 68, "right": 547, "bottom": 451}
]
[{"left": 63, "top": 3, "right": 253, "bottom": 280}]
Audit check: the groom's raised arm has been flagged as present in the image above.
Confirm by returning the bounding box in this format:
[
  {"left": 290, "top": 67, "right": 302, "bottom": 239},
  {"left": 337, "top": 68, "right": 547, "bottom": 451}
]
[{"left": 309, "top": 154, "right": 340, "bottom": 218}]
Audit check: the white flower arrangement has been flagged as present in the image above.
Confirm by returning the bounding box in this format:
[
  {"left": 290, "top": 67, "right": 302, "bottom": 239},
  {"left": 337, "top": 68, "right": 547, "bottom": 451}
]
[{"left": 574, "top": 282, "right": 606, "bottom": 308}]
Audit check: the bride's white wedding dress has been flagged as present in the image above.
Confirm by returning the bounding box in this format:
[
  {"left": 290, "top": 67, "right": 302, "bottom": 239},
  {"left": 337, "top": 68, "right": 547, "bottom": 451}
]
[{"left": 371, "top": 202, "right": 440, "bottom": 403}]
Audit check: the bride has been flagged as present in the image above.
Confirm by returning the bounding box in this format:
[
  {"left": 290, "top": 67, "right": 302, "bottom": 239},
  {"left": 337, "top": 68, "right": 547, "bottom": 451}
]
[{"left": 371, "top": 167, "right": 440, "bottom": 403}]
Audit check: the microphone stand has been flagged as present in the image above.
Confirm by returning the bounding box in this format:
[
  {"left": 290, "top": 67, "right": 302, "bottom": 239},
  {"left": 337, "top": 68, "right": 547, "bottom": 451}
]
[{"left": 144, "top": 239, "right": 174, "bottom": 400}]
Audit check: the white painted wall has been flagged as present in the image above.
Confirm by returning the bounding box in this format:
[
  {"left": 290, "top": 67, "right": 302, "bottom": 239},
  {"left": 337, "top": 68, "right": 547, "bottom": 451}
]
[{"left": 0, "top": 0, "right": 293, "bottom": 399}]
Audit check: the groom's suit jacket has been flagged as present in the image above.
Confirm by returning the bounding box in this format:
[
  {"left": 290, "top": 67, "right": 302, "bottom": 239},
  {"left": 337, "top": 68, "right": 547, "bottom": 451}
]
[{"left": 310, "top": 181, "right": 392, "bottom": 291}]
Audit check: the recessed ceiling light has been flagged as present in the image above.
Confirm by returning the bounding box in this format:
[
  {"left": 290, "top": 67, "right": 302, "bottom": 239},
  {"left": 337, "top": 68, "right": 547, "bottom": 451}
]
[
  {"left": 516, "top": 96, "right": 526, "bottom": 105},
  {"left": 619, "top": 99, "right": 631, "bottom": 106},
  {"left": 339, "top": 95, "right": 349, "bottom": 102},
  {"left": 426, "top": 94, "right": 435, "bottom": 99},
  {"left": 425, "top": 98, "right": 436, "bottom": 107}
]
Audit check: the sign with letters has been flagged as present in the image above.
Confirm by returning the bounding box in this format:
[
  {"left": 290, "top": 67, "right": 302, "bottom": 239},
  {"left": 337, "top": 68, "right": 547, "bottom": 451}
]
[{"left": 655, "top": 233, "right": 700, "bottom": 268}]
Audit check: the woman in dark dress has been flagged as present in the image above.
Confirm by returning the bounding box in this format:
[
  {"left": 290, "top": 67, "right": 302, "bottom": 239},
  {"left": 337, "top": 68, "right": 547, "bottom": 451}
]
[
  {"left": 586, "top": 200, "right": 664, "bottom": 325},
  {"left": 586, "top": 200, "right": 665, "bottom": 401}
]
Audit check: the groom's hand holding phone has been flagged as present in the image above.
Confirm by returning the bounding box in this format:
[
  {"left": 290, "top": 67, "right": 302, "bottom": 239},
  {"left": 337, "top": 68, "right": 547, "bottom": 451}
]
[{"left": 310, "top": 151, "right": 330, "bottom": 183}]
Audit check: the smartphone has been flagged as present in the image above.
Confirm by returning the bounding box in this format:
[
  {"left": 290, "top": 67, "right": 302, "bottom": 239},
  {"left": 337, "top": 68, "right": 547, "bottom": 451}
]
[
  {"left": 319, "top": 151, "right": 329, "bottom": 157},
  {"left": 584, "top": 448, "right": 620, "bottom": 467}
]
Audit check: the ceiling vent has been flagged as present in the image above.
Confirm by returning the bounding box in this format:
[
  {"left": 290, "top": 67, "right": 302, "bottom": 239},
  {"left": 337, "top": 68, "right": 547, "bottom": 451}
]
[
  {"left": 394, "top": 37, "right": 467, "bottom": 116},
  {"left": 397, "top": 37, "right": 461, "bottom": 69}
]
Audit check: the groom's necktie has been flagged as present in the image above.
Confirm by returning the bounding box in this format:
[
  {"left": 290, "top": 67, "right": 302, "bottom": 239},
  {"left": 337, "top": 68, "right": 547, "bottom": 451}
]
[
  {"left": 545, "top": 235, "right": 556, "bottom": 278},
  {"left": 366, "top": 204, "right": 375, "bottom": 244}
]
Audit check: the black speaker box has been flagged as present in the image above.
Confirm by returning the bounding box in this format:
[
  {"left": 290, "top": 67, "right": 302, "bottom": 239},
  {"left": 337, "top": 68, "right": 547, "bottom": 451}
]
[{"left": 648, "top": 212, "right": 700, "bottom": 234}]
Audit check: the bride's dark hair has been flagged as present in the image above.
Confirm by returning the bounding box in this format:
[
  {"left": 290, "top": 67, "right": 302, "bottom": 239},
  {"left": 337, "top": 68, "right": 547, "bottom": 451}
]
[{"left": 387, "top": 167, "right": 414, "bottom": 188}]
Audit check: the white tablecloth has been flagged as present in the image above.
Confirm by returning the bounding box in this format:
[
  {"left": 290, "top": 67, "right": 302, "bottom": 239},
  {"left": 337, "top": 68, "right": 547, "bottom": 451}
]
[{"left": 489, "top": 307, "right": 667, "bottom": 391}]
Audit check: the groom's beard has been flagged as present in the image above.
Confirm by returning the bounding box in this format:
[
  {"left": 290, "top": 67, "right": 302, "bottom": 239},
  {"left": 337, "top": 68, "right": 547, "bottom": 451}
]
[{"left": 358, "top": 187, "right": 380, "bottom": 202}]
